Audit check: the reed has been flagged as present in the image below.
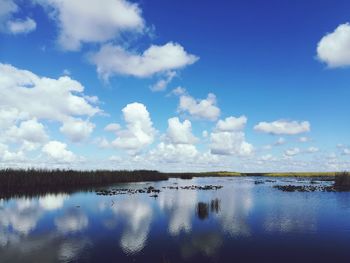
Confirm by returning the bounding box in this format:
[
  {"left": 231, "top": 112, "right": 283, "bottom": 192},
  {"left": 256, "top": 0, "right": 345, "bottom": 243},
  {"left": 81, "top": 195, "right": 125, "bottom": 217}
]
[
  {"left": 334, "top": 171, "right": 350, "bottom": 191},
  {"left": 0, "top": 169, "right": 168, "bottom": 199}
]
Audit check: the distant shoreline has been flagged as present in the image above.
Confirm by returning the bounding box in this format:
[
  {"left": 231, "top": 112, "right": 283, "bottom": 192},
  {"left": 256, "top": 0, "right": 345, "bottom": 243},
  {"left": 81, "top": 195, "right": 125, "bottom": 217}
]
[{"left": 0, "top": 169, "right": 346, "bottom": 199}]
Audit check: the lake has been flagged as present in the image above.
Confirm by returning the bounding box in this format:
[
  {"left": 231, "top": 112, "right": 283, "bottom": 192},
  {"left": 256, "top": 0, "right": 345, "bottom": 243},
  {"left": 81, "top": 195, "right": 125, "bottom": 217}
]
[{"left": 1, "top": 177, "right": 350, "bottom": 262}]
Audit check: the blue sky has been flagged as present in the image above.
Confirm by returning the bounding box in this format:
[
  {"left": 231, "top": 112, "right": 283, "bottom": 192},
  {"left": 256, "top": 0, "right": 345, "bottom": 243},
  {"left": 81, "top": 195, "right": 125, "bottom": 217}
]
[{"left": 0, "top": 0, "right": 349, "bottom": 172}]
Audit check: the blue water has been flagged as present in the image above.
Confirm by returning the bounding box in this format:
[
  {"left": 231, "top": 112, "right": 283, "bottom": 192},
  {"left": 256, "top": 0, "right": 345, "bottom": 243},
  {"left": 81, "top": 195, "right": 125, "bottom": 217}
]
[{"left": 1, "top": 177, "right": 350, "bottom": 262}]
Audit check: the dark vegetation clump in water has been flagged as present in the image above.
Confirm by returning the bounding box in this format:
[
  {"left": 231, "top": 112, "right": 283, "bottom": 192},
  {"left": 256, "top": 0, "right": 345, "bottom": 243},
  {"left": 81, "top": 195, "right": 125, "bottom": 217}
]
[
  {"left": 164, "top": 185, "right": 223, "bottom": 190},
  {"left": 273, "top": 185, "right": 335, "bottom": 192},
  {"left": 273, "top": 171, "right": 350, "bottom": 192},
  {"left": 95, "top": 184, "right": 223, "bottom": 197},
  {"left": 96, "top": 185, "right": 161, "bottom": 197}
]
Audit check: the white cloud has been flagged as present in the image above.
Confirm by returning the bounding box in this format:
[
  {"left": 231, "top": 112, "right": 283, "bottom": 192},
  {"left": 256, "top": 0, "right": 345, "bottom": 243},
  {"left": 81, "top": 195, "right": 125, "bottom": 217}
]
[
  {"left": 91, "top": 42, "right": 198, "bottom": 80},
  {"left": 104, "top": 123, "right": 121, "bottom": 133},
  {"left": 0, "top": 0, "right": 36, "bottom": 34},
  {"left": 178, "top": 93, "right": 220, "bottom": 121},
  {"left": 149, "top": 142, "right": 199, "bottom": 164},
  {"left": 62, "top": 69, "right": 71, "bottom": 75},
  {"left": 202, "top": 130, "right": 208, "bottom": 138},
  {"left": 0, "top": 63, "right": 101, "bottom": 141},
  {"left": 298, "top": 136, "right": 310, "bottom": 143},
  {"left": 0, "top": 110, "right": 48, "bottom": 154},
  {"left": 0, "top": 143, "right": 25, "bottom": 163},
  {"left": 216, "top": 116, "right": 247, "bottom": 131},
  {"left": 59, "top": 118, "right": 95, "bottom": 142},
  {"left": 317, "top": 23, "right": 350, "bottom": 67},
  {"left": 259, "top": 154, "right": 275, "bottom": 161},
  {"left": 209, "top": 115, "right": 253, "bottom": 156},
  {"left": 306, "top": 147, "right": 319, "bottom": 153},
  {"left": 7, "top": 17, "right": 36, "bottom": 34},
  {"left": 170, "top": 86, "right": 186, "bottom": 96},
  {"left": 109, "top": 155, "right": 122, "bottom": 162},
  {"left": 274, "top": 137, "right": 286, "bottom": 146},
  {"left": 342, "top": 148, "right": 350, "bottom": 155},
  {"left": 112, "top": 103, "right": 155, "bottom": 152},
  {"left": 0, "top": 0, "right": 17, "bottom": 26},
  {"left": 284, "top": 148, "right": 300, "bottom": 157},
  {"left": 5, "top": 118, "right": 48, "bottom": 144},
  {"left": 150, "top": 71, "right": 176, "bottom": 92},
  {"left": 210, "top": 131, "right": 253, "bottom": 156},
  {"left": 94, "top": 137, "right": 110, "bottom": 148},
  {"left": 254, "top": 120, "right": 310, "bottom": 135},
  {"left": 0, "top": 107, "right": 26, "bottom": 130},
  {"left": 35, "top": 0, "right": 145, "bottom": 50},
  {"left": 42, "top": 141, "right": 76, "bottom": 163},
  {"left": 166, "top": 117, "right": 198, "bottom": 145}
]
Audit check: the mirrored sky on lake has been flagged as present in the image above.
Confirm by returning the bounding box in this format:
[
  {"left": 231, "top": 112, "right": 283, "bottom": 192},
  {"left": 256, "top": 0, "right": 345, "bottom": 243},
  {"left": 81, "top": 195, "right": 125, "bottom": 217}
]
[{"left": 1, "top": 177, "right": 350, "bottom": 262}]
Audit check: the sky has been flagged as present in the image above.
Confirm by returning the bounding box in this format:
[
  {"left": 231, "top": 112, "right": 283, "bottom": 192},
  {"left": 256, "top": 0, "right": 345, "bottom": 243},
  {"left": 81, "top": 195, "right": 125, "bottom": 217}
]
[{"left": 0, "top": 0, "right": 349, "bottom": 172}]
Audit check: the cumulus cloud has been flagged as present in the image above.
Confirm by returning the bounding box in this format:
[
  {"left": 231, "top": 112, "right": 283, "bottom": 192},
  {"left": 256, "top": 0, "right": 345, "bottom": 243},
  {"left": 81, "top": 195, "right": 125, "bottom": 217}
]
[
  {"left": 274, "top": 137, "right": 286, "bottom": 146},
  {"left": 166, "top": 117, "right": 198, "bottom": 145},
  {"left": 216, "top": 116, "right": 247, "bottom": 131},
  {"left": 210, "top": 116, "right": 253, "bottom": 156},
  {"left": 0, "top": 143, "right": 25, "bottom": 163},
  {"left": 94, "top": 137, "right": 110, "bottom": 148},
  {"left": 0, "top": 107, "right": 25, "bottom": 130},
  {"left": 0, "top": 0, "right": 36, "bottom": 34},
  {"left": 306, "top": 147, "right": 319, "bottom": 153},
  {"left": 317, "top": 23, "right": 350, "bottom": 67},
  {"left": 5, "top": 118, "right": 48, "bottom": 145},
  {"left": 254, "top": 120, "right": 310, "bottom": 135},
  {"left": 90, "top": 42, "right": 198, "bottom": 80},
  {"left": 342, "top": 148, "right": 350, "bottom": 155},
  {"left": 259, "top": 154, "right": 275, "bottom": 161},
  {"left": 150, "top": 71, "right": 176, "bottom": 92},
  {"left": 170, "top": 86, "right": 186, "bottom": 96},
  {"left": 149, "top": 142, "right": 199, "bottom": 164},
  {"left": 42, "top": 141, "right": 76, "bottom": 163},
  {"left": 0, "top": 63, "right": 100, "bottom": 142},
  {"left": 210, "top": 131, "right": 253, "bottom": 156},
  {"left": 0, "top": 0, "right": 17, "bottom": 25},
  {"left": 0, "top": 109, "right": 48, "bottom": 155},
  {"left": 178, "top": 93, "right": 220, "bottom": 121},
  {"left": 284, "top": 148, "right": 300, "bottom": 157},
  {"left": 59, "top": 118, "right": 95, "bottom": 142},
  {"left": 104, "top": 123, "right": 121, "bottom": 133},
  {"left": 7, "top": 18, "right": 36, "bottom": 34},
  {"left": 112, "top": 103, "right": 156, "bottom": 152},
  {"left": 298, "top": 136, "right": 310, "bottom": 143},
  {"left": 35, "top": 0, "right": 145, "bottom": 50}
]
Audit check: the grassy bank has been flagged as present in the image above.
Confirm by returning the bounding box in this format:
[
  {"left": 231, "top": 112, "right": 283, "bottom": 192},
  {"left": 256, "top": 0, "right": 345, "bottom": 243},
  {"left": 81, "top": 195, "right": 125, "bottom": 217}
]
[{"left": 209, "top": 171, "right": 341, "bottom": 177}]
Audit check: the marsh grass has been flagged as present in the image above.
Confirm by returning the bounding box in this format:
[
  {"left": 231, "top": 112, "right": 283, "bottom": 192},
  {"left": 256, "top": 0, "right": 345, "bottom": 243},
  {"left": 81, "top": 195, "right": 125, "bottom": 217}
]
[
  {"left": 263, "top": 172, "right": 338, "bottom": 177},
  {"left": 334, "top": 171, "right": 350, "bottom": 191},
  {"left": 0, "top": 169, "right": 168, "bottom": 199}
]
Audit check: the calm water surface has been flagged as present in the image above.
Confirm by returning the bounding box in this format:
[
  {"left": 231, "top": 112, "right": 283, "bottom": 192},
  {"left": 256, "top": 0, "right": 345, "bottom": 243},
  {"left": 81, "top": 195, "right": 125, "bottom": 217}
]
[{"left": 1, "top": 177, "right": 350, "bottom": 262}]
